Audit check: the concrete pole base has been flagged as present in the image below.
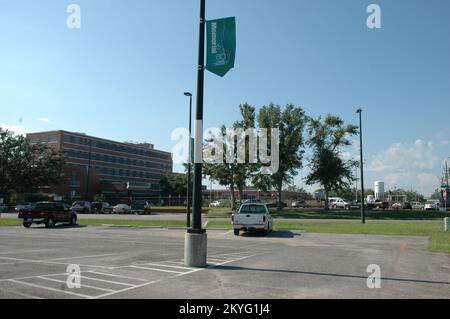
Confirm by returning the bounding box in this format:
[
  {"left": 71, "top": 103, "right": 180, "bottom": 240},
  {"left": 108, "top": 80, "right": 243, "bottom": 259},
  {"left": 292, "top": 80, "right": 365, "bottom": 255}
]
[{"left": 184, "top": 232, "right": 207, "bottom": 267}]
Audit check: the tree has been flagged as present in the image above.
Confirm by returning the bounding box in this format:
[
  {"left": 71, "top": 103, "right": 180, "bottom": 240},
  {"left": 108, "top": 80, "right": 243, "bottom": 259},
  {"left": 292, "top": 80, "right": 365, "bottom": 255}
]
[
  {"left": 253, "top": 104, "right": 306, "bottom": 211},
  {"left": 305, "top": 115, "right": 358, "bottom": 210},
  {"left": 159, "top": 173, "right": 190, "bottom": 198},
  {"left": 0, "top": 128, "right": 66, "bottom": 203},
  {"left": 203, "top": 104, "right": 257, "bottom": 209}
]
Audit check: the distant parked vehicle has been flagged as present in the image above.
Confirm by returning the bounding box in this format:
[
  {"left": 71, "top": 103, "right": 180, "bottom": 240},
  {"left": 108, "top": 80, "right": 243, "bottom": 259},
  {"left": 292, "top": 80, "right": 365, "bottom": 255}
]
[
  {"left": 71, "top": 201, "right": 91, "bottom": 214},
  {"left": 131, "top": 200, "right": 151, "bottom": 215},
  {"left": 401, "top": 202, "right": 412, "bottom": 210},
  {"left": 113, "top": 204, "right": 131, "bottom": 214},
  {"left": 411, "top": 202, "right": 425, "bottom": 210},
  {"left": 266, "top": 201, "right": 287, "bottom": 208},
  {"left": 0, "top": 203, "right": 8, "bottom": 213},
  {"left": 18, "top": 201, "right": 77, "bottom": 228},
  {"left": 291, "top": 200, "right": 310, "bottom": 208},
  {"left": 210, "top": 201, "right": 224, "bottom": 208},
  {"left": 424, "top": 201, "right": 440, "bottom": 211},
  {"left": 91, "top": 202, "right": 110, "bottom": 214},
  {"left": 392, "top": 203, "right": 402, "bottom": 209},
  {"left": 328, "top": 198, "right": 350, "bottom": 210},
  {"left": 374, "top": 200, "right": 389, "bottom": 210},
  {"left": 15, "top": 202, "right": 36, "bottom": 212}
]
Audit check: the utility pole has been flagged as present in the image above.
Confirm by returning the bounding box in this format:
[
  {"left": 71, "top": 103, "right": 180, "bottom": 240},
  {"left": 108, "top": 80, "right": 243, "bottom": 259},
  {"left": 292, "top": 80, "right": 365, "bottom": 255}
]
[
  {"left": 185, "top": 0, "right": 207, "bottom": 268},
  {"left": 184, "top": 92, "right": 193, "bottom": 228},
  {"left": 357, "top": 108, "right": 366, "bottom": 224}
]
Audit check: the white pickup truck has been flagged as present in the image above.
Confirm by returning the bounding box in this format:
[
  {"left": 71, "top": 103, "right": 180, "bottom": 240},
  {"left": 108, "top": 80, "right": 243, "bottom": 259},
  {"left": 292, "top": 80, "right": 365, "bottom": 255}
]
[{"left": 232, "top": 203, "right": 273, "bottom": 236}]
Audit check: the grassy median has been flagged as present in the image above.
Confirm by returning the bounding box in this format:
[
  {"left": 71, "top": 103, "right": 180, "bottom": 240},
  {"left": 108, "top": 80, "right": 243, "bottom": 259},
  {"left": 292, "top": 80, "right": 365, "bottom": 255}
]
[{"left": 1, "top": 217, "right": 448, "bottom": 253}]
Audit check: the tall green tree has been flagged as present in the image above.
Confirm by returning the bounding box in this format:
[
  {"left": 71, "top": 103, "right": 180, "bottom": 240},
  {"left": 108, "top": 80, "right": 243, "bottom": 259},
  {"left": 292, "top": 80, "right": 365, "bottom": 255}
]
[
  {"left": 253, "top": 104, "right": 306, "bottom": 211},
  {"left": 0, "top": 128, "right": 66, "bottom": 203},
  {"left": 203, "top": 104, "right": 257, "bottom": 209},
  {"left": 305, "top": 115, "right": 358, "bottom": 210}
]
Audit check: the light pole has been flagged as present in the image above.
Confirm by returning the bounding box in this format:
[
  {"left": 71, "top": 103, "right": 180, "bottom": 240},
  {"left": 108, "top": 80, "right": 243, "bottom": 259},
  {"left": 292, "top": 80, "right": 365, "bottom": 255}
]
[
  {"left": 356, "top": 108, "right": 366, "bottom": 224},
  {"left": 184, "top": 0, "right": 207, "bottom": 268},
  {"left": 184, "top": 92, "right": 193, "bottom": 228}
]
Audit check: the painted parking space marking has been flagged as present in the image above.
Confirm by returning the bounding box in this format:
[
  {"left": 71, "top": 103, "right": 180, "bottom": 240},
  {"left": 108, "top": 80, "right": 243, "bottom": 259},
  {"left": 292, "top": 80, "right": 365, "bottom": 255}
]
[
  {"left": 0, "top": 250, "right": 263, "bottom": 299},
  {"left": 127, "top": 265, "right": 184, "bottom": 274}
]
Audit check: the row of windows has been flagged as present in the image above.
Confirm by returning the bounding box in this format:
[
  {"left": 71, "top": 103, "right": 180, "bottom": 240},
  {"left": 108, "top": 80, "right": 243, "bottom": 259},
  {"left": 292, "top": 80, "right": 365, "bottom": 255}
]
[
  {"left": 97, "top": 167, "right": 164, "bottom": 180},
  {"left": 64, "top": 149, "right": 172, "bottom": 171},
  {"left": 29, "top": 134, "right": 58, "bottom": 143},
  {"left": 63, "top": 134, "right": 171, "bottom": 161}
]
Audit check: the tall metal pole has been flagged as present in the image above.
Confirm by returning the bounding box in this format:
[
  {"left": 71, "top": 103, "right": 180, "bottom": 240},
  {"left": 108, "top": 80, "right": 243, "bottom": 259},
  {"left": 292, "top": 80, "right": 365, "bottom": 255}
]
[
  {"left": 357, "top": 108, "right": 366, "bottom": 224},
  {"left": 191, "top": 0, "right": 206, "bottom": 233},
  {"left": 184, "top": 92, "right": 193, "bottom": 228}
]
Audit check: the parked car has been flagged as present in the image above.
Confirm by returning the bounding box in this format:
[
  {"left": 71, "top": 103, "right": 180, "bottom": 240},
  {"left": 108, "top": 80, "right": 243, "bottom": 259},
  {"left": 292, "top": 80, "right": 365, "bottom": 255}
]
[
  {"left": 113, "top": 204, "right": 131, "bottom": 214},
  {"left": 0, "top": 203, "right": 8, "bottom": 213},
  {"left": 210, "top": 201, "right": 224, "bottom": 208},
  {"left": 291, "top": 200, "right": 310, "bottom": 208},
  {"left": 266, "top": 201, "right": 287, "bottom": 208},
  {"left": 391, "top": 202, "right": 403, "bottom": 209},
  {"left": 15, "top": 202, "right": 36, "bottom": 212},
  {"left": 91, "top": 202, "right": 110, "bottom": 214},
  {"left": 71, "top": 201, "right": 91, "bottom": 214},
  {"left": 411, "top": 202, "right": 425, "bottom": 210},
  {"left": 375, "top": 200, "right": 389, "bottom": 210},
  {"left": 349, "top": 200, "right": 363, "bottom": 210},
  {"left": 18, "top": 201, "right": 77, "bottom": 228},
  {"left": 328, "top": 198, "right": 350, "bottom": 210},
  {"left": 232, "top": 203, "right": 273, "bottom": 236},
  {"left": 401, "top": 202, "right": 412, "bottom": 210},
  {"left": 131, "top": 200, "right": 151, "bottom": 215},
  {"left": 424, "top": 201, "right": 440, "bottom": 211}
]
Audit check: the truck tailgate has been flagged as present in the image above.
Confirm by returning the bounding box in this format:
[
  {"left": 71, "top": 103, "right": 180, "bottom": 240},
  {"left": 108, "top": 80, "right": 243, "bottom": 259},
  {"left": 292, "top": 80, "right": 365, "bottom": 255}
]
[{"left": 234, "top": 213, "right": 265, "bottom": 225}]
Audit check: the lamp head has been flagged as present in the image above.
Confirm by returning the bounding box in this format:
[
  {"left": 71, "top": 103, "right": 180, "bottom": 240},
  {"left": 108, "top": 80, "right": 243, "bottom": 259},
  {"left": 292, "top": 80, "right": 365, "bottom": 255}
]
[{"left": 184, "top": 92, "right": 192, "bottom": 97}]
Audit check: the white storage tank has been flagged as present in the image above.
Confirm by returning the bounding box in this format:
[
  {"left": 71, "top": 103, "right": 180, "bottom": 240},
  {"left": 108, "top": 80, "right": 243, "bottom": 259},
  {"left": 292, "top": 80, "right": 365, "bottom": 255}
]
[{"left": 374, "top": 181, "right": 385, "bottom": 201}]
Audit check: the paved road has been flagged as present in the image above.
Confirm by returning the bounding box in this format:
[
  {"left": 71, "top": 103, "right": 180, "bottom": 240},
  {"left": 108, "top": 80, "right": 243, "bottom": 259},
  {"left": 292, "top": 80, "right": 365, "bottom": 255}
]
[{"left": 0, "top": 225, "right": 449, "bottom": 299}]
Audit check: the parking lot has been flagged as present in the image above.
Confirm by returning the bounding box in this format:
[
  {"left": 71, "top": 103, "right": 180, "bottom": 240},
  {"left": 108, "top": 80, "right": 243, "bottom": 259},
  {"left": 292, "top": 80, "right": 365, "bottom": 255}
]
[{"left": 0, "top": 225, "right": 449, "bottom": 299}]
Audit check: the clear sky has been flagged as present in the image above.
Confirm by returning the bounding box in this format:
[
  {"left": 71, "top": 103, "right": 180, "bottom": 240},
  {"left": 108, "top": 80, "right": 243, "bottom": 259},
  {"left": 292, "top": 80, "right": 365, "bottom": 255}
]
[{"left": 1, "top": 0, "right": 449, "bottom": 196}]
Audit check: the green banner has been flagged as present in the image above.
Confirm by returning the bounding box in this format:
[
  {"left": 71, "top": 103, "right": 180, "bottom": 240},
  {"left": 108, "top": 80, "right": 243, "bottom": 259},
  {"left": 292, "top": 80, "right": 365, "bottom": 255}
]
[{"left": 206, "top": 17, "right": 236, "bottom": 77}]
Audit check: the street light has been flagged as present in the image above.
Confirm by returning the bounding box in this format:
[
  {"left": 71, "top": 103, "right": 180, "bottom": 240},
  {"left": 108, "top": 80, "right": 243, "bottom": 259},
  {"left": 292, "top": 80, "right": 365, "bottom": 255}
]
[
  {"left": 356, "top": 108, "right": 366, "bottom": 224},
  {"left": 184, "top": 92, "right": 193, "bottom": 228}
]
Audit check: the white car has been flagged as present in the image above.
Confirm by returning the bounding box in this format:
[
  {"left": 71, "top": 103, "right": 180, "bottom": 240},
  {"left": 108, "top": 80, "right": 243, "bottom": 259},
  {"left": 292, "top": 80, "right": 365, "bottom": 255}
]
[
  {"left": 328, "top": 198, "right": 350, "bottom": 210},
  {"left": 424, "top": 201, "right": 440, "bottom": 211},
  {"left": 411, "top": 202, "right": 425, "bottom": 210},
  {"left": 210, "top": 201, "right": 223, "bottom": 208},
  {"left": 232, "top": 203, "right": 273, "bottom": 236},
  {"left": 113, "top": 204, "right": 131, "bottom": 214}
]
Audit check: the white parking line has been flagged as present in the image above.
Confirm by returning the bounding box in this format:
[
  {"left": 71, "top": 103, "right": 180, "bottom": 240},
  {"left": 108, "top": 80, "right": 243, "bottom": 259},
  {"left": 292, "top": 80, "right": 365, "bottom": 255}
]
[
  {"left": 80, "top": 276, "right": 136, "bottom": 287},
  {"left": 37, "top": 276, "right": 116, "bottom": 293},
  {"left": 128, "top": 265, "right": 184, "bottom": 274},
  {"left": 138, "top": 263, "right": 196, "bottom": 271},
  {"left": 93, "top": 280, "right": 161, "bottom": 299},
  {"left": 86, "top": 271, "right": 148, "bottom": 282},
  {"left": 8, "top": 279, "right": 94, "bottom": 299}
]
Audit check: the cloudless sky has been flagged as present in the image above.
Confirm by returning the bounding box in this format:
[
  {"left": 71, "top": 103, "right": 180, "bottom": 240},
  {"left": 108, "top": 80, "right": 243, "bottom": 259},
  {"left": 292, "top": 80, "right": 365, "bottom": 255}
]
[{"left": 1, "top": 0, "right": 449, "bottom": 196}]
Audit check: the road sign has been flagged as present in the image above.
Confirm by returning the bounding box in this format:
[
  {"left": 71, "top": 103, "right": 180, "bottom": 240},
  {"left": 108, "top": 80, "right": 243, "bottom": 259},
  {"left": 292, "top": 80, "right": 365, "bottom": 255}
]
[{"left": 206, "top": 17, "right": 236, "bottom": 77}]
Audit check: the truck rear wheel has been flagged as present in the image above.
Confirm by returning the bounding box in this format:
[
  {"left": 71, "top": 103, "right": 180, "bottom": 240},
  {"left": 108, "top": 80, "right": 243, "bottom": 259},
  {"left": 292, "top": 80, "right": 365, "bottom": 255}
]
[
  {"left": 234, "top": 230, "right": 239, "bottom": 236},
  {"left": 23, "top": 222, "right": 32, "bottom": 228},
  {"left": 45, "top": 216, "right": 55, "bottom": 228}
]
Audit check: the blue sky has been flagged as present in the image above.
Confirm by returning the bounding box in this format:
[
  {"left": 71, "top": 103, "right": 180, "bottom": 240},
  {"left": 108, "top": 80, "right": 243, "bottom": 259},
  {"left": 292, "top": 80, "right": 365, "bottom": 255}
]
[{"left": 1, "top": 0, "right": 449, "bottom": 196}]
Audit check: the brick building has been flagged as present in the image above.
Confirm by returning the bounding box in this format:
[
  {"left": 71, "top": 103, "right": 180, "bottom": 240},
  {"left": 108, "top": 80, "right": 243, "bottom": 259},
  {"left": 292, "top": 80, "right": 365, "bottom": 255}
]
[{"left": 27, "top": 130, "right": 173, "bottom": 203}]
